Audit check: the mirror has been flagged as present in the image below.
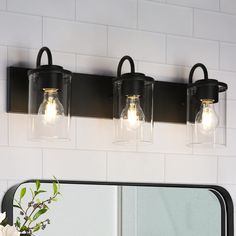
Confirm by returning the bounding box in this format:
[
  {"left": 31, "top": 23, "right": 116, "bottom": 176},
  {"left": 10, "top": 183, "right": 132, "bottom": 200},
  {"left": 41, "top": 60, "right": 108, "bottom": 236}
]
[{"left": 2, "top": 181, "right": 234, "bottom": 236}]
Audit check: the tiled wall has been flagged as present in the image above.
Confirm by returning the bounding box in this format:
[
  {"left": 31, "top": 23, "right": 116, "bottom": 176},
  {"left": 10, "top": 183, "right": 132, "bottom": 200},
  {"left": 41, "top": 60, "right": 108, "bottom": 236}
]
[{"left": 0, "top": 0, "right": 236, "bottom": 219}]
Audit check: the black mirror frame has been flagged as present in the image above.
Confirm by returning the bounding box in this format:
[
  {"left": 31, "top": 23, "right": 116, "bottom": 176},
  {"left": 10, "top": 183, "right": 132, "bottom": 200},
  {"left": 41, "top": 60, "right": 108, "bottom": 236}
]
[{"left": 2, "top": 180, "right": 234, "bottom": 236}]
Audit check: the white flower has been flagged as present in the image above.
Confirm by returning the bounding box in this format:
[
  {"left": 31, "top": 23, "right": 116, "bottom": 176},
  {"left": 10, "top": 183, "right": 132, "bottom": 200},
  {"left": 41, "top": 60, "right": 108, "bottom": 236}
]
[
  {"left": 0, "top": 213, "right": 6, "bottom": 224},
  {"left": 0, "top": 225, "right": 20, "bottom": 236}
]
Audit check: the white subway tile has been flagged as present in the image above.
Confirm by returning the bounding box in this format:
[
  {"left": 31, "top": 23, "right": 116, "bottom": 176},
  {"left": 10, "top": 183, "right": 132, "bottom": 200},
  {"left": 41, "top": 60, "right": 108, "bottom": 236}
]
[
  {"left": 0, "top": 46, "right": 7, "bottom": 81},
  {"left": 227, "top": 100, "right": 236, "bottom": 129},
  {"left": 147, "top": 0, "right": 166, "bottom": 2},
  {"left": 220, "top": 43, "right": 236, "bottom": 72},
  {"left": 43, "top": 18, "right": 107, "bottom": 56},
  {"left": 166, "top": 155, "right": 218, "bottom": 183},
  {"left": 7, "top": 47, "right": 37, "bottom": 68},
  {"left": 212, "top": 70, "right": 236, "bottom": 100},
  {"left": 194, "top": 10, "right": 236, "bottom": 43},
  {"left": 0, "top": 80, "right": 6, "bottom": 112},
  {"left": 0, "top": 181, "right": 7, "bottom": 192},
  {"left": 107, "top": 152, "right": 165, "bottom": 182},
  {"left": 138, "top": 61, "right": 220, "bottom": 83},
  {"left": 138, "top": 123, "right": 192, "bottom": 154},
  {"left": 193, "top": 129, "right": 236, "bottom": 156},
  {"left": 76, "top": 55, "right": 138, "bottom": 76},
  {"left": 0, "top": 181, "right": 9, "bottom": 211},
  {"left": 76, "top": 117, "right": 136, "bottom": 152},
  {"left": 218, "top": 157, "right": 236, "bottom": 184},
  {"left": 0, "top": 0, "right": 6, "bottom": 9},
  {"left": 0, "top": 114, "right": 8, "bottom": 146},
  {"left": 7, "top": 180, "right": 23, "bottom": 189},
  {"left": 108, "top": 27, "right": 165, "bottom": 63},
  {"left": 0, "top": 12, "right": 42, "bottom": 48},
  {"left": 139, "top": 1, "right": 192, "bottom": 36},
  {"left": 43, "top": 149, "right": 106, "bottom": 180},
  {"left": 8, "top": 47, "right": 76, "bottom": 72},
  {"left": 138, "top": 62, "right": 189, "bottom": 83},
  {"left": 77, "top": 55, "right": 119, "bottom": 76},
  {"left": 0, "top": 147, "right": 42, "bottom": 179},
  {"left": 167, "top": 36, "right": 219, "bottom": 69},
  {"left": 8, "top": 0, "right": 75, "bottom": 20},
  {"left": 0, "top": 180, "right": 8, "bottom": 193},
  {"left": 76, "top": 0, "right": 137, "bottom": 28},
  {"left": 9, "top": 114, "right": 76, "bottom": 149},
  {"left": 221, "top": 0, "right": 236, "bottom": 14},
  {"left": 167, "top": 0, "right": 219, "bottom": 11},
  {"left": 0, "top": 81, "right": 8, "bottom": 146}
]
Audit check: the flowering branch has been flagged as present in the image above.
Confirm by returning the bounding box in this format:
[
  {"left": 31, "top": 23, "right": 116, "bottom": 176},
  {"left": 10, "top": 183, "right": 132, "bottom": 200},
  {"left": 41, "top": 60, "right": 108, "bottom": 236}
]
[{"left": 13, "top": 178, "right": 60, "bottom": 236}]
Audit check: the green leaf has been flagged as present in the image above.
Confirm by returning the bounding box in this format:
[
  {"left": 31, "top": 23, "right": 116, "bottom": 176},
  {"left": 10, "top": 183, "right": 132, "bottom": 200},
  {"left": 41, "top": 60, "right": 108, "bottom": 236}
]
[
  {"left": 53, "top": 176, "right": 60, "bottom": 190},
  {"left": 20, "top": 225, "right": 28, "bottom": 232},
  {"left": 34, "top": 190, "right": 46, "bottom": 196},
  {"left": 30, "top": 188, "right": 35, "bottom": 198},
  {"left": 20, "top": 187, "right": 26, "bottom": 201},
  {"left": 53, "top": 182, "right": 58, "bottom": 195},
  {"left": 13, "top": 204, "right": 21, "bottom": 209},
  {"left": 36, "top": 180, "right": 40, "bottom": 190},
  {"left": 33, "top": 223, "right": 41, "bottom": 232},
  {"left": 36, "top": 198, "right": 41, "bottom": 203},
  {"left": 33, "top": 208, "right": 48, "bottom": 221},
  {"left": 15, "top": 217, "right": 21, "bottom": 228},
  {"left": 51, "top": 198, "right": 58, "bottom": 202}
]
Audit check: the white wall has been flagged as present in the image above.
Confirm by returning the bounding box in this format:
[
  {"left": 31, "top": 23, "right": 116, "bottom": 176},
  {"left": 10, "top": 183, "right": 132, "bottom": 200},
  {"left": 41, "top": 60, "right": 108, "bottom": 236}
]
[{"left": 0, "top": 0, "right": 236, "bottom": 223}]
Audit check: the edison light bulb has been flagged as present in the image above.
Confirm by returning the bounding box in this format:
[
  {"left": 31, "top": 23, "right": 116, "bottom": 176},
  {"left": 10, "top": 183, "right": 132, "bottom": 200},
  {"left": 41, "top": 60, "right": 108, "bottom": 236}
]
[
  {"left": 38, "top": 88, "right": 64, "bottom": 125},
  {"left": 195, "top": 99, "right": 219, "bottom": 134},
  {"left": 120, "top": 95, "right": 145, "bottom": 130}
]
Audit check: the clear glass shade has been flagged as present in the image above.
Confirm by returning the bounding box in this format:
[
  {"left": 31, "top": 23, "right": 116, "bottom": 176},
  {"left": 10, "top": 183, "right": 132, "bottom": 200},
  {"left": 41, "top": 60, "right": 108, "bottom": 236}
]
[
  {"left": 187, "top": 86, "right": 227, "bottom": 147},
  {"left": 113, "top": 80, "right": 154, "bottom": 145},
  {"left": 28, "top": 72, "right": 71, "bottom": 140}
]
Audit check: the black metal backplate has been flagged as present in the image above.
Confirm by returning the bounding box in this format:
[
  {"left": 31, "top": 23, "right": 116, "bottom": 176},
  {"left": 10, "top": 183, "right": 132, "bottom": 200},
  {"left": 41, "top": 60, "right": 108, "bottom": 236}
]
[
  {"left": 154, "top": 81, "right": 187, "bottom": 123},
  {"left": 71, "top": 73, "right": 113, "bottom": 118},
  {"left": 7, "top": 67, "right": 29, "bottom": 113},
  {"left": 7, "top": 67, "right": 187, "bottom": 123}
]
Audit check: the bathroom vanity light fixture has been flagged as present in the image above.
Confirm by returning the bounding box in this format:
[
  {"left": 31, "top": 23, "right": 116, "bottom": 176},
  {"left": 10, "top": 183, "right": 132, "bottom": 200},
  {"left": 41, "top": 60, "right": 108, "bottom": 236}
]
[
  {"left": 27, "top": 47, "right": 72, "bottom": 140},
  {"left": 7, "top": 46, "right": 227, "bottom": 146},
  {"left": 113, "top": 56, "right": 154, "bottom": 144},
  {"left": 187, "top": 63, "right": 228, "bottom": 147}
]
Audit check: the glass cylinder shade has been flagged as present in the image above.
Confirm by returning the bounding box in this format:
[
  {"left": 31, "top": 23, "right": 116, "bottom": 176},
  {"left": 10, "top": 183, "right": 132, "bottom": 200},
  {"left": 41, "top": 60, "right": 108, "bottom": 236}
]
[
  {"left": 28, "top": 47, "right": 72, "bottom": 140},
  {"left": 187, "top": 64, "right": 228, "bottom": 147},
  {"left": 113, "top": 56, "right": 154, "bottom": 145}
]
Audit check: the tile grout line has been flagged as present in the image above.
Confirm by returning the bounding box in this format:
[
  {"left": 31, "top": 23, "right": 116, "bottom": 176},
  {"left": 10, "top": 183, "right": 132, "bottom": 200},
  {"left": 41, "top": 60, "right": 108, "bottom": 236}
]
[
  {"left": 165, "top": 34, "right": 167, "bottom": 63},
  {"left": 106, "top": 26, "right": 108, "bottom": 57},
  {"left": 218, "top": 41, "right": 221, "bottom": 70},
  {"left": 192, "top": 8, "right": 194, "bottom": 36},
  {"left": 164, "top": 154, "right": 167, "bottom": 183},
  {"left": 41, "top": 149, "right": 44, "bottom": 178},
  {"left": 6, "top": 46, "right": 10, "bottom": 147},
  {"left": 216, "top": 155, "right": 219, "bottom": 184},
  {"left": 137, "top": 0, "right": 139, "bottom": 29},
  {"left": 106, "top": 151, "right": 108, "bottom": 181},
  {"left": 74, "top": 0, "right": 77, "bottom": 20},
  {"left": 41, "top": 16, "right": 44, "bottom": 46}
]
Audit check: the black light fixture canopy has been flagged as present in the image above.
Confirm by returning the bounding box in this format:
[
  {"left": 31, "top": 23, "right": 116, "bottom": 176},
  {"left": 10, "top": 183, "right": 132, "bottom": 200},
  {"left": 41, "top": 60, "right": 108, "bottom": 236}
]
[
  {"left": 28, "top": 47, "right": 72, "bottom": 91},
  {"left": 188, "top": 63, "right": 227, "bottom": 103},
  {"left": 115, "top": 55, "right": 154, "bottom": 96}
]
